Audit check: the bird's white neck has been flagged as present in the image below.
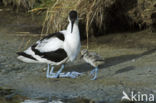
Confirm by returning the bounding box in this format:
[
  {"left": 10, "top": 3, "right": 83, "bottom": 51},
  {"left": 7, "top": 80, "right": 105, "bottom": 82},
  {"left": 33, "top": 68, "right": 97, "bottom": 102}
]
[
  {"left": 65, "top": 21, "right": 80, "bottom": 61},
  {"left": 66, "top": 21, "right": 79, "bottom": 34}
]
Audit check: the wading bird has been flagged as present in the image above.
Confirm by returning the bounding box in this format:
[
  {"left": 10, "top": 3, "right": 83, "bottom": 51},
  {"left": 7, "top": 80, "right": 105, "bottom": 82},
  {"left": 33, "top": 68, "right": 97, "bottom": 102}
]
[
  {"left": 81, "top": 49, "right": 105, "bottom": 80},
  {"left": 17, "top": 10, "right": 81, "bottom": 78}
]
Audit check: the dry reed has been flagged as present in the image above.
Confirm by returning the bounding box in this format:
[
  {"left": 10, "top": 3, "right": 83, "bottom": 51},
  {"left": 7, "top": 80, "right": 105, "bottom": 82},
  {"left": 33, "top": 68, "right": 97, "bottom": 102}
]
[
  {"left": 41, "top": 0, "right": 115, "bottom": 48},
  {"left": 2, "top": 0, "right": 36, "bottom": 9}
]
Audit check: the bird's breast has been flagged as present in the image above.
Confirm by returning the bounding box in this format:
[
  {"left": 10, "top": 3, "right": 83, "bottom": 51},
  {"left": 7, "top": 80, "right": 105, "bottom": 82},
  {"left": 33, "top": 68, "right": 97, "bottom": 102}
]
[{"left": 64, "top": 33, "right": 80, "bottom": 61}]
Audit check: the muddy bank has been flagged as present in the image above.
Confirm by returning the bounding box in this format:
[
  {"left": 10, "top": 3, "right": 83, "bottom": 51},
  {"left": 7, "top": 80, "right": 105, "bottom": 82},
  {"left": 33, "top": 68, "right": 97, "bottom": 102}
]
[
  {"left": 0, "top": 6, "right": 156, "bottom": 103},
  {"left": 0, "top": 87, "right": 93, "bottom": 103},
  {"left": 0, "top": 6, "right": 43, "bottom": 34},
  {"left": 0, "top": 87, "right": 26, "bottom": 103},
  {"left": 0, "top": 29, "right": 156, "bottom": 103}
]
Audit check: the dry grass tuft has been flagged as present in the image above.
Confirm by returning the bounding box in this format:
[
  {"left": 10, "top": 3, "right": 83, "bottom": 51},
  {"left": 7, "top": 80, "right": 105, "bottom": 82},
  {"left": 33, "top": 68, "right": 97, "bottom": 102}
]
[
  {"left": 41, "top": 0, "right": 116, "bottom": 48},
  {"left": 2, "top": 0, "right": 36, "bottom": 9}
]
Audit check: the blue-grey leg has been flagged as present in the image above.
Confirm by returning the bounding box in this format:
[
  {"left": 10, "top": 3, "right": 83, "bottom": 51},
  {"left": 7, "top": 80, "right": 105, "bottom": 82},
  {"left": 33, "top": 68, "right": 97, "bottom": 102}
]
[
  {"left": 90, "top": 67, "right": 98, "bottom": 80},
  {"left": 50, "top": 66, "right": 54, "bottom": 75},
  {"left": 46, "top": 64, "right": 64, "bottom": 78},
  {"left": 46, "top": 64, "right": 83, "bottom": 78},
  {"left": 59, "top": 71, "right": 83, "bottom": 78},
  {"left": 55, "top": 64, "right": 64, "bottom": 77},
  {"left": 46, "top": 64, "right": 50, "bottom": 78},
  {"left": 46, "top": 64, "right": 57, "bottom": 78}
]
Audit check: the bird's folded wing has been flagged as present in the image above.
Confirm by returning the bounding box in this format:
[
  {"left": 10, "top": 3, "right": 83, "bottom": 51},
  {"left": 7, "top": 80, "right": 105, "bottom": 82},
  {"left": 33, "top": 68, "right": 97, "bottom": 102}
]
[
  {"left": 29, "top": 37, "right": 67, "bottom": 62},
  {"left": 22, "top": 32, "right": 67, "bottom": 62},
  {"left": 96, "top": 55, "right": 104, "bottom": 61},
  {"left": 89, "top": 52, "right": 104, "bottom": 61},
  {"left": 35, "top": 37, "right": 64, "bottom": 52}
]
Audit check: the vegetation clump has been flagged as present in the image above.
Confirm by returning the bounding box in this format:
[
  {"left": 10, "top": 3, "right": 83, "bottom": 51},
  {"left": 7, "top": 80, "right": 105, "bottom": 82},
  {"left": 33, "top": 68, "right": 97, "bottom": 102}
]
[
  {"left": 1, "top": 0, "right": 36, "bottom": 9},
  {"left": 1, "top": 0, "right": 156, "bottom": 37}
]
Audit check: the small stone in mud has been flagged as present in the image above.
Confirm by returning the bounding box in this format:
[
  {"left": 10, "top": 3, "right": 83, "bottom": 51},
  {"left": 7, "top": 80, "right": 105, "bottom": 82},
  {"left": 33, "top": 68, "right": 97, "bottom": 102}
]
[
  {"left": 131, "top": 59, "right": 135, "bottom": 62},
  {"left": 42, "top": 68, "right": 47, "bottom": 71}
]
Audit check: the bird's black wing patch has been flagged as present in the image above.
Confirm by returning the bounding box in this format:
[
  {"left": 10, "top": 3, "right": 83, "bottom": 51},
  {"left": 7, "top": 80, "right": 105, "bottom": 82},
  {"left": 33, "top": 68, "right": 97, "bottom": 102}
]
[
  {"left": 32, "top": 44, "right": 67, "bottom": 62},
  {"left": 41, "top": 32, "right": 65, "bottom": 41},
  {"left": 17, "top": 52, "right": 37, "bottom": 60}
]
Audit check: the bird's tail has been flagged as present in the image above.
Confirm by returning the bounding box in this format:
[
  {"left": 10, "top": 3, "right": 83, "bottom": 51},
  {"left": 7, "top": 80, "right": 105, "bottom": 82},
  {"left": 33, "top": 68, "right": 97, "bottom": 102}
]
[
  {"left": 17, "top": 52, "right": 24, "bottom": 55},
  {"left": 17, "top": 52, "right": 37, "bottom": 62}
]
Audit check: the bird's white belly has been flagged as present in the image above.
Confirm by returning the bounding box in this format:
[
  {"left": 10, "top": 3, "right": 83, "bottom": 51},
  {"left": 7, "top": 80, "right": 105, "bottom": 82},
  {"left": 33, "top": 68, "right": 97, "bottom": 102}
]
[{"left": 64, "top": 37, "right": 80, "bottom": 62}]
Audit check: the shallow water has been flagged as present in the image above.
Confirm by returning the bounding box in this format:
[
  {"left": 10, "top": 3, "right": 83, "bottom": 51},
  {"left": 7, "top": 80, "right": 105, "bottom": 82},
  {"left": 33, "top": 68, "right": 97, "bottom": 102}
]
[{"left": 0, "top": 87, "right": 93, "bottom": 103}]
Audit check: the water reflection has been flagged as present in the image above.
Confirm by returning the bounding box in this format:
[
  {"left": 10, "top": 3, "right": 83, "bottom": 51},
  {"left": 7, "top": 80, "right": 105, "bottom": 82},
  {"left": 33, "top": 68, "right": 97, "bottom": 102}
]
[{"left": 0, "top": 87, "right": 93, "bottom": 103}]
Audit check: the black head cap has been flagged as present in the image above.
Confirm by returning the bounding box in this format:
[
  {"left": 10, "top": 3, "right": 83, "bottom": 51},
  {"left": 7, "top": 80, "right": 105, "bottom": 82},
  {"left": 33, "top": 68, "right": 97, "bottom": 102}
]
[
  {"left": 69, "top": 10, "right": 78, "bottom": 33},
  {"left": 69, "top": 10, "right": 78, "bottom": 21}
]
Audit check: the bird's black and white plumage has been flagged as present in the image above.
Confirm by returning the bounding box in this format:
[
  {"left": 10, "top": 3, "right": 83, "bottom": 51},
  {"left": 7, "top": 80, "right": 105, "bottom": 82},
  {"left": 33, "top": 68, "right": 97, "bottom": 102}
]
[
  {"left": 17, "top": 10, "right": 81, "bottom": 78},
  {"left": 81, "top": 49, "right": 105, "bottom": 80}
]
